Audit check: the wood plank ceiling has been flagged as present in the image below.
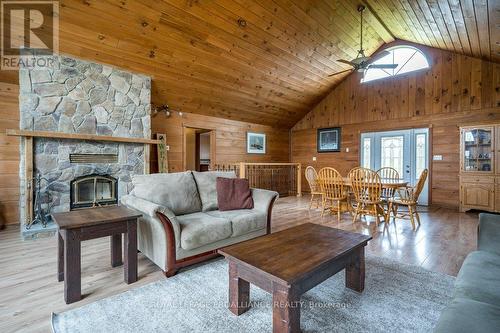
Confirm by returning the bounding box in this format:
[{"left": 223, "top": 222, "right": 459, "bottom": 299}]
[
  {"left": 366, "top": 0, "right": 500, "bottom": 63},
  {"left": 35, "top": 1, "right": 500, "bottom": 127}
]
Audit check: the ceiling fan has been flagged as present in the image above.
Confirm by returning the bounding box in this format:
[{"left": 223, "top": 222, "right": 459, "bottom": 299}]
[{"left": 329, "top": 5, "right": 398, "bottom": 77}]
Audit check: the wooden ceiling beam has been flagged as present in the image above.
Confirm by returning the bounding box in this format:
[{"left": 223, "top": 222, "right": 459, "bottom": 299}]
[{"left": 360, "top": 1, "right": 395, "bottom": 44}]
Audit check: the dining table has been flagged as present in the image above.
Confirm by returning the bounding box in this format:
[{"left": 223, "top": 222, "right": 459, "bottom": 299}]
[
  {"left": 339, "top": 177, "right": 409, "bottom": 218},
  {"left": 342, "top": 177, "right": 409, "bottom": 190}
]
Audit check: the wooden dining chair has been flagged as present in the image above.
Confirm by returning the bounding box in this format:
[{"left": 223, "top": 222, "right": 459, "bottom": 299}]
[
  {"left": 388, "top": 169, "right": 428, "bottom": 230},
  {"left": 348, "top": 167, "right": 386, "bottom": 226},
  {"left": 317, "top": 167, "right": 348, "bottom": 220},
  {"left": 305, "top": 166, "right": 322, "bottom": 209},
  {"left": 377, "top": 167, "right": 400, "bottom": 214}
]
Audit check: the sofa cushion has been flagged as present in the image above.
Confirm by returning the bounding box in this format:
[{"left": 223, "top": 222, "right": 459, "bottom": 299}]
[
  {"left": 206, "top": 209, "right": 266, "bottom": 237},
  {"left": 176, "top": 212, "right": 232, "bottom": 250},
  {"left": 131, "top": 172, "right": 201, "bottom": 216},
  {"left": 434, "top": 298, "right": 500, "bottom": 333},
  {"left": 216, "top": 177, "right": 254, "bottom": 211},
  {"left": 454, "top": 250, "right": 500, "bottom": 305},
  {"left": 192, "top": 171, "right": 236, "bottom": 211}
]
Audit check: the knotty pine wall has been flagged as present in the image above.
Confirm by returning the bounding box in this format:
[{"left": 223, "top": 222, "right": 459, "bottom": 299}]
[
  {"left": 151, "top": 112, "right": 290, "bottom": 173},
  {"left": 0, "top": 82, "right": 20, "bottom": 226},
  {"left": 291, "top": 44, "right": 500, "bottom": 208}
]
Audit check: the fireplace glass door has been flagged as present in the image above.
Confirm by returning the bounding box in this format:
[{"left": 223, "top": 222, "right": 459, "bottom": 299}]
[{"left": 71, "top": 174, "right": 118, "bottom": 209}]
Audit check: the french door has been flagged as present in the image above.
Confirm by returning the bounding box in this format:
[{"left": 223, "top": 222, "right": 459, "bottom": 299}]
[{"left": 360, "top": 128, "right": 430, "bottom": 205}]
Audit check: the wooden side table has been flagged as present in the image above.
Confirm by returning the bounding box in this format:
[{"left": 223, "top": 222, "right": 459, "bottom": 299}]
[{"left": 52, "top": 206, "right": 142, "bottom": 304}]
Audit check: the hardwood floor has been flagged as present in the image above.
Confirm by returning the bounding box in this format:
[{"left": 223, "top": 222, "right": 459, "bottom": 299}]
[{"left": 0, "top": 195, "right": 478, "bottom": 333}]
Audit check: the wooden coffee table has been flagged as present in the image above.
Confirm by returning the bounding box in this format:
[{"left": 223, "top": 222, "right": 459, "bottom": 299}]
[
  {"left": 52, "top": 206, "right": 142, "bottom": 304},
  {"left": 218, "top": 223, "right": 372, "bottom": 333}
]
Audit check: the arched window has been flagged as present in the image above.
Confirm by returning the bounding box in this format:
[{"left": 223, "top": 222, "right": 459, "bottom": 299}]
[{"left": 362, "top": 45, "right": 430, "bottom": 83}]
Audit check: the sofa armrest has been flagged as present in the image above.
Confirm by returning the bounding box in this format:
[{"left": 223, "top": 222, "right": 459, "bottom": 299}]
[
  {"left": 478, "top": 213, "right": 500, "bottom": 256},
  {"left": 252, "top": 188, "right": 279, "bottom": 212},
  {"left": 121, "top": 195, "right": 181, "bottom": 248}
]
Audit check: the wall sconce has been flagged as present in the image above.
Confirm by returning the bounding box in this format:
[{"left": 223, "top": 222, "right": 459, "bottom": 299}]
[
  {"left": 152, "top": 104, "right": 185, "bottom": 118},
  {"left": 152, "top": 104, "right": 171, "bottom": 117}
]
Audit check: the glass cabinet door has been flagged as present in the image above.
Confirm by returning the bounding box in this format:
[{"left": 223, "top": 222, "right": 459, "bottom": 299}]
[{"left": 462, "top": 127, "right": 493, "bottom": 173}]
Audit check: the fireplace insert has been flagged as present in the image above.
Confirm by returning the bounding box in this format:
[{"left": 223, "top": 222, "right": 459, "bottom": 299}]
[{"left": 70, "top": 174, "right": 118, "bottom": 210}]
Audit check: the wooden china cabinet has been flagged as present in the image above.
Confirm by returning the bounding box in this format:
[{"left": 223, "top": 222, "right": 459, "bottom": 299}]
[{"left": 459, "top": 125, "right": 500, "bottom": 212}]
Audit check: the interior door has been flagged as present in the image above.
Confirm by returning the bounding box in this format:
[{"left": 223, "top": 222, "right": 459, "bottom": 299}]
[{"left": 361, "top": 128, "right": 430, "bottom": 205}]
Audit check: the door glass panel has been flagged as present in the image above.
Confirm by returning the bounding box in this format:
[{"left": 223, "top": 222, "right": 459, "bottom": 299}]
[
  {"left": 381, "top": 136, "right": 404, "bottom": 175},
  {"left": 463, "top": 128, "right": 492, "bottom": 172},
  {"left": 362, "top": 137, "right": 371, "bottom": 169},
  {"left": 415, "top": 134, "right": 426, "bottom": 178}
]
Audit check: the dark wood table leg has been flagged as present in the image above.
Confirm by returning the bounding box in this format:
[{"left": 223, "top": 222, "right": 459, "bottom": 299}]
[
  {"left": 228, "top": 261, "right": 250, "bottom": 315},
  {"left": 124, "top": 220, "right": 137, "bottom": 284},
  {"left": 111, "top": 234, "right": 123, "bottom": 267},
  {"left": 57, "top": 231, "right": 64, "bottom": 282},
  {"left": 63, "top": 229, "right": 81, "bottom": 304},
  {"left": 272, "top": 282, "right": 301, "bottom": 333},
  {"left": 345, "top": 246, "right": 365, "bottom": 292}
]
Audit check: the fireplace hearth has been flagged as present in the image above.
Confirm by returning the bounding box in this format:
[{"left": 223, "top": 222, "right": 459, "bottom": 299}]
[{"left": 70, "top": 174, "right": 118, "bottom": 210}]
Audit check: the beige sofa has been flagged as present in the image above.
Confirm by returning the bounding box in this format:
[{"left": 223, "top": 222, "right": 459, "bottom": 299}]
[{"left": 121, "top": 171, "right": 278, "bottom": 277}]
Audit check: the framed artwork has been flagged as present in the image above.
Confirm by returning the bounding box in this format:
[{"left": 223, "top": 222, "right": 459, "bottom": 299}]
[
  {"left": 247, "top": 132, "right": 266, "bottom": 154},
  {"left": 317, "top": 127, "right": 341, "bottom": 152}
]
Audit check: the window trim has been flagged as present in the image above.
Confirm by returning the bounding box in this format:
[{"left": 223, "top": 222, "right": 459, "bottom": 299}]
[{"left": 361, "top": 45, "right": 430, "bottom": 84}]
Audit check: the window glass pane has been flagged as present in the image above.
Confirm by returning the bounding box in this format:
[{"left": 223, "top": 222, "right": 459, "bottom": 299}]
[
  {"left": 398, "top": 51, "right": 429, "bottom": 75},
  {"left": 361, "top": 46, "right": 429, "bottom": 83},
  {"left": 362, "top": 138, "right": 371, "bottom": 169},
  {"left": 415, "top": 134, "right": 426, "bottom": 178},
  {"left": 381, "top": 136, "right": 404, "bottom": 175},
  {"left": 392, "top": 48, "right": 415, "bottom": 75},
  {"left": 363, "top": 68, "right": 390, "bottom": 82}
]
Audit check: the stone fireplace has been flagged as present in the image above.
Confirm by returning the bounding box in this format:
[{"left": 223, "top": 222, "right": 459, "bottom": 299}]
[{"left": 18, "top": 54, "right": 151, "bottom": 234}]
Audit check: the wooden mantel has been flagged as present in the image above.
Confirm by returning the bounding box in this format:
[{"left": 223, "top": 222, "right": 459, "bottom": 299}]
[{"left": 6, "top": 129, "right": 162, "bottom": 145}]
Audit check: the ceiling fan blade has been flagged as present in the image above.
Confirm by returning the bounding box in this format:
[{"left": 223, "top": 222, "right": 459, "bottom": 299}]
[
  {"left": 336, "top": 59, "right": 355, "bottom": 66},
  {"left": 369, "top": 63, "right": 398, "bottom": 69},
  {"left": 366, "top": 50, "right": 391, "bottom": 64},
  {"left": 328, "top": 68, "right": 353, "bottom": 77}
]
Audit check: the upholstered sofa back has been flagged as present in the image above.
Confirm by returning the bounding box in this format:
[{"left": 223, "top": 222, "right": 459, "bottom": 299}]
[
  {"left": 130, "top": 170, "right": 237, "bottom": 216},
  {"left": 192, "top": 171, "right": 236, "bottom": 211},
  {"left": 131, "top": 172, "right": 202, "bottom": 215}
]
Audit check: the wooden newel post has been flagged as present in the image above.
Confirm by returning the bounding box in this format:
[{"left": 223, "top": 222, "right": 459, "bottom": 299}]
[
  {"left": 239, "top": 162, "right": 246, "bottom": 179},
  {"left": 296, "top": 163, "right": 302, "bottom": 197}
]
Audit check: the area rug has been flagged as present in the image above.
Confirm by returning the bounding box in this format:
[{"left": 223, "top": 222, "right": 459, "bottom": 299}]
[{"left": 52, "top": 256, "right": 454, "bottom": 333}]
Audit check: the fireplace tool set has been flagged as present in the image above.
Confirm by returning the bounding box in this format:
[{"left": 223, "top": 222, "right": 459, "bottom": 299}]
[{"left": 25, "top": 173, "right": 50, "bottom": 230}]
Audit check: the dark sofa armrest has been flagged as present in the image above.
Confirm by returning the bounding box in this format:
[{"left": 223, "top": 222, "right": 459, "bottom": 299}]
[{"left": 478, "top": 213, "right": 500, "bottom": 256}]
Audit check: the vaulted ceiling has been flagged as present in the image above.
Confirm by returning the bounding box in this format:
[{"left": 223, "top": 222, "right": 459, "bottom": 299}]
[{"left": 49, "top": 1, "right": 500, "bottom": 127}]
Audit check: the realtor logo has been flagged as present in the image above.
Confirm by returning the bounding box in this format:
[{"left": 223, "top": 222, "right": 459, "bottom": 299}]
[{"left": 1, "top": 0, "right": 59, "bottom": 70}]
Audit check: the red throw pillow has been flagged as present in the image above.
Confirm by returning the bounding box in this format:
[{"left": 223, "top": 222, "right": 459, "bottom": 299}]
[{"left": 216, "top": 177, "right": 254, "bottom": 211}]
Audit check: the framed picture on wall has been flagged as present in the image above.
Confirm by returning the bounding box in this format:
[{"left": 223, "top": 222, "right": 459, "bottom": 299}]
[
  {"left": 247, "top": 132, "right": 266, "bottom": 154},
  {"left": 317, "top": 127, "right": 341, "bottom": 152}
]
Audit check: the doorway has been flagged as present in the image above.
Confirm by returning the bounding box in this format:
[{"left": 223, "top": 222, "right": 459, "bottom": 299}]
[
  {"left": 183, "top": 127, "right": 214, "bottom": 172},
  {"left": 360, "top": 128, "right": 430, "bottom": 205}
]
